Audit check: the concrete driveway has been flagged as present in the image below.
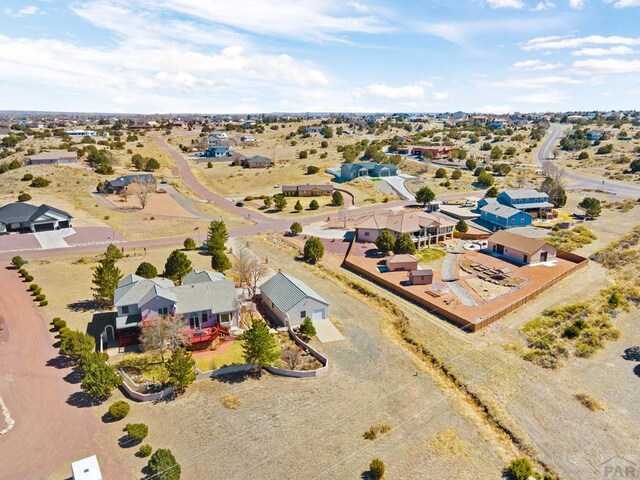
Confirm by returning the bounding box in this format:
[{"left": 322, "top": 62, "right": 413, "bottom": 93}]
[
  {"left": 33, "top": 229, "right": 76, "bottom": 249},
  {"left": 312, "top": 318, "right": 344, "bottom": 343},
  {"left": 381, "top": 175, "right": 416, "bottom": 200}
]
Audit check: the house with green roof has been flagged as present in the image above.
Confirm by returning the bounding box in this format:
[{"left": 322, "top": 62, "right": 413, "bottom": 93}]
[{"left": 259, "top": 272, "right": 329, "bottom": 326}]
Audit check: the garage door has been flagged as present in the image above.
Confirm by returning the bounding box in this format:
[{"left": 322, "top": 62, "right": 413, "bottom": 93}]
[
  {"left": 59, "top": 221, "right": 70, "bottom": 229},
  {"left": 33, "top": 223, "right": 55, "bottom": 232},
  {"left": 312, "top": 308, "right": 325, "bottom": 321}
]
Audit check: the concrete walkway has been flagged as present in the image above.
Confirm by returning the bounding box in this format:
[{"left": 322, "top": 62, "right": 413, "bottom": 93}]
[{"left": 381, "top": 175, "right": 416, "bottom": 201}]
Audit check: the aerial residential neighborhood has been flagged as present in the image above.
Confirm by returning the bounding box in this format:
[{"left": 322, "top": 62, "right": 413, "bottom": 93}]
[{"left": 0, "top": 2, "right": 639, "bottom": 480}]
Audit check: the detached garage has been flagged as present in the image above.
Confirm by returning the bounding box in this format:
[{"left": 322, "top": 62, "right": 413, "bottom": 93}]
[{"left": 259, "top": 272, "right": 330, "bottom": 327}]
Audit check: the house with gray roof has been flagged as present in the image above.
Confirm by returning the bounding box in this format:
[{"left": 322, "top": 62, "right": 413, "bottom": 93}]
[
  {"left": 340, "top": 161, "right": 398, "bottom": 181},
  {"left": 496, "top": 189, "right": 554, "bottom": 216},
  {"left": 102, "top": 174, "right": 156, "bottom": 194},
  {"left": 27, "top": 150, "right": 78, "bottom": 165},
  {"left": 0, "top": 202, "right": 72, "bottom": 234},
  {"left": 113, "top": 271, "right": 240, "bottom": 343},
  {"left": 477, "top": 197, "right": 532, "bottom": 231},
  {"left": 259, "top": 272, "right": 329, "bottom": 326}
]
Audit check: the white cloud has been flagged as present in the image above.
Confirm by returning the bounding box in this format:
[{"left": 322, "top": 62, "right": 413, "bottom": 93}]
[
  {"left": 568, "top": 0, "right": 585, "bottom": 8},
  {"left": 433, "top": 92, "right": 449, "bottom": 100},
  {"left": 531, "top": 1, "right": 556, "bottom": 10},
  {"left": 573, "top": 58, "right": 640, "bottom": 74},
  {"left": 512, "top": 91, "right": 571, "bottom": 103},
  {"left": 522, "top": 35, "right": 640, "bottom": 50},
  {"left": 4, "top": 5, "right": 40, "bottom": 17},
  {"left": 494, "top": 76, "right": 580, "bottom": 88},
  {"left": 571, "top": 45, "right": 635, "bottom": 56},
  {"left": 154, "top": 0, "right": 389, "bottom": 42},
  {"left": 366, "top": 83, "right": 427, "bottom": 99},
  {"left": 604, "top": 0, "right": 640, "bottom": 7},
  {"left": 484, "top": 0, "right": 525, "bottom": 8},
  {"left": 512, "top": 59, "right": 562, "bottom": 70}
]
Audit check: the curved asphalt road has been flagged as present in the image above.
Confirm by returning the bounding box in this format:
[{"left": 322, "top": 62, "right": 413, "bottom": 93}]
[{"left": 538, "top": 123, "right": 640, "bottom": 198}]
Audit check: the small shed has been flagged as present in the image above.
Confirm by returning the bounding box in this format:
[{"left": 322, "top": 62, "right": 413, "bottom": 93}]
[
  {"left": 410, "top": 269, "right": 433, "bottom": 285},
  {"left": 385, "top": 254, "right": 418, "bottom": 272},
  {"left": 71, "top": 455, "right": 102, "bottom": 480}
]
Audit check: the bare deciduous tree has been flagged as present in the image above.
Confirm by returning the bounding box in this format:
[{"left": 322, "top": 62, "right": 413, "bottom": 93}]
[
  {"left": 233, "top": 245, "right": 268, "bottom": 298},
  {"left": 282, "top": 346, "right": 302, "bottom": 370},
  {"left": 134, "top": 180, "right": 155, "bottom": 210},
  {"left": 139, "top": 314, "right": 188, "bottom": 363}
]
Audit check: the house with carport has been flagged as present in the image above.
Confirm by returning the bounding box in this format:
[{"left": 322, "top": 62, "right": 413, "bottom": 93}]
[{"left": 259, "top": 272, "right": 329, "bottom": 327}]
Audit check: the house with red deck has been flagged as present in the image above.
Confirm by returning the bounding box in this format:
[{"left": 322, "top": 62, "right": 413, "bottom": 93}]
[{"left": 113, "top": 270, "right": 240, "bottom": 347}]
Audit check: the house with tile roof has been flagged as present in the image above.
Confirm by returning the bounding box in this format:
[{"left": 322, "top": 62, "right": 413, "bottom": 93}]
[
  {"left": 259, "top": 272, "right": 329, "bottom": 326},
  {"left": 355, "top": 211, "right": 455, "bottom": 248},
  {"left": 486, "top": 230, "right": 556, "bottom": 264}
]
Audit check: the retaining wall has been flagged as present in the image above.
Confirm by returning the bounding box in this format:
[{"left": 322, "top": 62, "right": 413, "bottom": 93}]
[{"left": 266, "top": 326, "right": 329, "bottom": 377}]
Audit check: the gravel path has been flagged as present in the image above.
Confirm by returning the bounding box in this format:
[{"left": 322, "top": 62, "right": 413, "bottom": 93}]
[{"left": 441, "top": 246, "right": 478, "bottom": 306}]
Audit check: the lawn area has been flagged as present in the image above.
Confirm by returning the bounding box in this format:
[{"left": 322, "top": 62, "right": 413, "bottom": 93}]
[
  {"left": 193, "top": 340, "right": 245, "bottom": 372},
  {"left": 416, "top": 248, "right": 446, "bottom": 262}
]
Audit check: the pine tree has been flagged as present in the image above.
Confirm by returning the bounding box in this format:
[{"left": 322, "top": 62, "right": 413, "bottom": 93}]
[
  {"left": 294, "top": 200, "right": 303, "bottom": 212},
  {"left": 92, "top": 258, "right": 122, "bottom": 306},
  {"left": 274, "top": 195, "right": 287, "bottom": 211},
  {"left": 81, "top": 362, "right": 122, "bottom": 400},
  {"left": 164, "top": 250, "right": 192, "bottom": 283},
  {"left": 375, "top": 231, "right": 396, "bottom": 254},
  {"left": 393, "top": 233, "right": 417, "bottom": 255},
  {"left": 210, "top": 249, "right": 231, "bottom": 272},
  {"left": 242, "top": 320, "right": 280, "bottom": 366},
  {"left": 303, "top": 237, "right": 324, "bottom": 263},
  {"left": 205, "top": 220, "right": 229, "bottom": 252},
  {"left": 166, "top": 348, "right": 196, "bottom": 393}
]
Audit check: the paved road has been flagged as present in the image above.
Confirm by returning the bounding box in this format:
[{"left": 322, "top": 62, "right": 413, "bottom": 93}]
[
  {"left": 0, "top": 267, "right": 128, "bottom": 479},
  {"left": 538, "top": 124, "right": 640, "bottom": 198}
]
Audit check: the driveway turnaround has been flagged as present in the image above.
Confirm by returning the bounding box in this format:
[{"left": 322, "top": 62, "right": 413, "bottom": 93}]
[
  {"left": 33, "top": 229, "right": 76, "bottom": 249},
  {"left": 312, "top": 318, "right": 345, "bottom": 343}
]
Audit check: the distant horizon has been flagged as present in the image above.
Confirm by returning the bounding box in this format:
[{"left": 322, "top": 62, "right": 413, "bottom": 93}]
[{"left": 1, "top": 1, "right": 639, "bottom": 113}]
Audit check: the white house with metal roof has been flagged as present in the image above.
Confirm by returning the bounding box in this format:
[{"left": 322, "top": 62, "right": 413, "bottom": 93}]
[{"left": 259, "top": 272, "right": 329, "bottom": 326}]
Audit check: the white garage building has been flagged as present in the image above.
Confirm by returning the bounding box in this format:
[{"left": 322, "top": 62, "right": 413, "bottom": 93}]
[{"left": 260, "top": 272, "right": 329, "bottom": 327}]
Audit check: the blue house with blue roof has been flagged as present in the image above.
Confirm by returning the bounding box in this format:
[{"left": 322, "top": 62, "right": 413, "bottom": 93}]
[
  {"left": 477, "top": 197, "right": 532, "bottom": 231},
  {"left": 204, "top": 145, "right": 230, "bottom": 158},
  {"left": 496, "top": 189, "right": 554, "bottom": 216}
]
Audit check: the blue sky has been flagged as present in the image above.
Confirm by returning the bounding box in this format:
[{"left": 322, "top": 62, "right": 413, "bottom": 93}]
[{"left": 0, "top": 0, "right": 639, "bottom": 114}]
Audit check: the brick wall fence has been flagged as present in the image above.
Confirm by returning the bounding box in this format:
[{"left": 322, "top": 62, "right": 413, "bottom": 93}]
[{"left": 342, "top": 239, "right": 588, "bottom": 332}]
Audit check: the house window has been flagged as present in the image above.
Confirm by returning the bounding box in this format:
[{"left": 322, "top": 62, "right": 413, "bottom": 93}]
[
  {"left": 189, "top": 315, "right": 201, "bottom": 330},
  {"left": 364, "top": 231, "right": 369, "bottom": 237},
  {"left": 520, "top": 218, "right": 525, "bottom": 223},
  {"left": 121, "top": 305, "right": 129, "bottom": 315},
  {"left": 158, "top": 307, "right": 168, "bottom": 316},
  {"left": 300, "top": 311, "right": 306, "bottom": 319},
  {"left": 220, "top": 313, "right": 230, "bottom": 323}
]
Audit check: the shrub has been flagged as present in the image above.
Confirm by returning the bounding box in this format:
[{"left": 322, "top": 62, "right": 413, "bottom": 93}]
[
  {"left": 299, "top": 316, "right": 317, "bottom": 338},
  {"left": 11, "top": 255, "right": 25, "bottom": 269},
  {"left": 125, "top": 423, "right": 149, "bottom": 444},
  {"left": 303, "top": 237, "right": 324, "bottom": 264},
  {"left": 290, "top": 222, "right": 302, "bottom": 235},
  {"left": 138, "top": 444, "right": 152, "bottom": 457},
  {"left": 32, "top": 287, "right": 41, "bottom": 296},
  {"left": 135, "top": 262, "right": 158, "bottom": 279},
  {"left": 21, "top": 173, "right": 33, "bottom": 181},
  {"left": 363, "top": 423, "right": 392, "bottom": 440},
  {"left": 183, "top": 237, "right": 196, "bottom": 250},
  {"left": 434, "top": 168, "right": 447, "bottom": 178},
  {"left": 29, "top": 283, "right": 39, "bottom": 291},
  {"left": 24, "top": 275, "right": 33, "bottom": 282},
  {"left": 455, "top": 220, "right": 469, "bottom": 233},
  {"left": 53, "top": 319, "right": 67, "bottom": 331},
  {"left": 307, "top": 165, "right": 319, "bottom": 174},
  {"left": 309, "top": 199, "right": 319, "bottom": 210},
  {"left": 451, "top": 169, "right": 462, "bottom": 180},
  {"left": 506, "top": 458, "right": 534, "bottom": 480},
  {"left": 39, "top": 300, "right": 48, "bottom": 307},
  {"left": 109, "top": 400, "right": 131, "bottom": 420},
  {"left": 369, "top": 458, "right": 385, "bottom": 479},
  {"left": 575, "top": 393, "right": 604, "bottom": 411},
  {"left": 30, "top": 176, "right": 51, "bottom": 188},
  {"left": 17, "top": 192, "right": 32, "bottom": 202},
  {"left": 35, "top": 294, "right": 46, "bottom": 302},
  {"left": 222, "top": 393, "right": 241, "bottom": 409},
  {"left": 207, "top": 161, "right": 213, "bottom": 168}
]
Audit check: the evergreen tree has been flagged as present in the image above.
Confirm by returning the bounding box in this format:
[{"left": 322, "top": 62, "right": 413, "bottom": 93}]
[
  {"left": 290, "top": 222, "right": 303, "bottom": 235},
  {"left": 331, "top": 191, "right": 344, "bottom": 206},
  {"left": 164, "top": 250, "right": 192, "bottom": 283},
  {"left": 485, "top": 186, "right": 499, "bottom": 198},
  {"left": 303, "top": 237, "right": 325, "bottom": 263},
  {"left": 415, "top": 186, "right": 436, "bottom": 206},
  {"left": 294, "top": 200, "right": 303, "bottom": 212},
  {"left": 183, "top": 238, "right": 196, "bottom": 250},
  {"left": 92, "top": 258, "right": 122, "bottom": 306},
  {"left": 81, "top": 362, "right": 122, "bottom": 400},
  {"left": 205, "top": 220, "right": 229, "bottom": 252},
  {"left": 375, "top": 231, "right": 396, "bottom": 254},
  {"left": 242, "top": 320, "right": 281, "bottom": 366},
  {"left": 393, "top": 233, "right": 417, "bottom": 255},
  {"left": 147, "top": 449, "right": 181, "bottom": 480},
  {"left": 166, "top": 348, "right": 196, "bottom": 393},
  {"left": 136, "top": 262, "right": 158, "bottom": 279},
  {"left": 210, "top": 249, "right": 231, "bottom": 272},
  {"left": 274, "top": 194, "right": 287, "bottom": 211},
  {"left": 456, "top": 220, "right": 469, "bottom": 233},
  {"left": 578, "top": 197, "right": 601, "bottom": 219},
  {"left": 309, "top": 199, "right": 319, "bottom": 210}
]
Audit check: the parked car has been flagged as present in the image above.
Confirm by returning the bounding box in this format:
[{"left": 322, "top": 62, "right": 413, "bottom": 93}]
[{"left": 236, "top": 201, "right": 245, "bottom": 207}]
